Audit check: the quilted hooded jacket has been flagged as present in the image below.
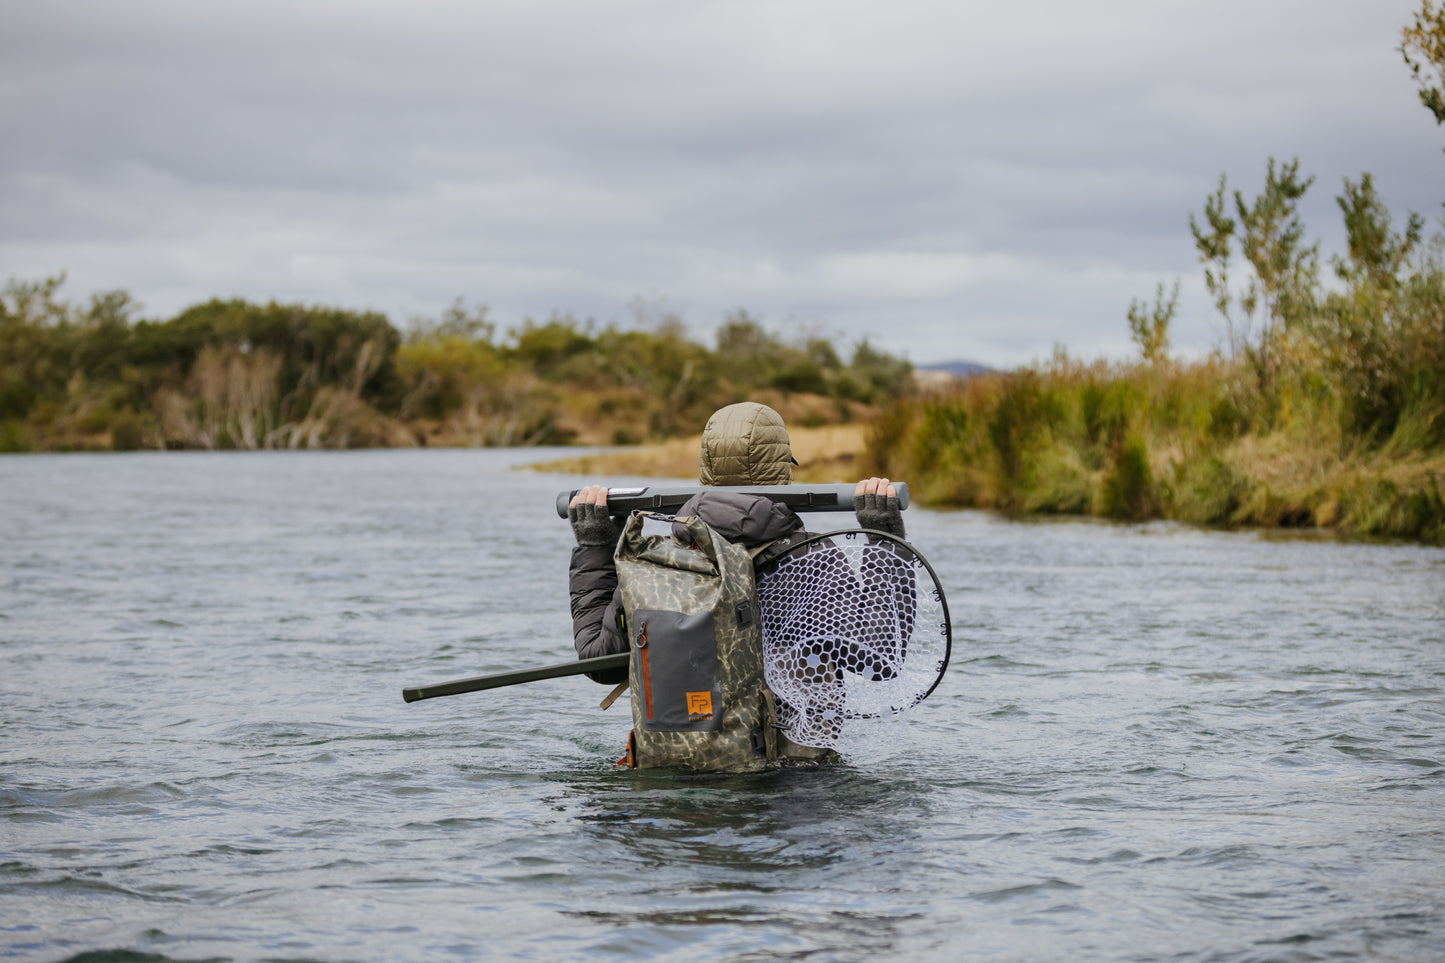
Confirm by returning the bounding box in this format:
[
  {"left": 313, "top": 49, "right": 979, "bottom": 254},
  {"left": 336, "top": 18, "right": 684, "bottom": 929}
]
[{"left": 698, "top": 401, "right": 795, "bottom": 486}]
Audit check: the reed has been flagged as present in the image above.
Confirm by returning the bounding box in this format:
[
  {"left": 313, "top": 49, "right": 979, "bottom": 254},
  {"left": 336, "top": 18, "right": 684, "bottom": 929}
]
[{"left": 863, "top": 356, "right": 1445, "bottom": 542}]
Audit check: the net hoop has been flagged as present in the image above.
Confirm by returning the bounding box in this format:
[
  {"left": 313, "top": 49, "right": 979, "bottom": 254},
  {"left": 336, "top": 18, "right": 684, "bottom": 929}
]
[{"left": 754, "top": 528, "right": 952, "bottom": 751}]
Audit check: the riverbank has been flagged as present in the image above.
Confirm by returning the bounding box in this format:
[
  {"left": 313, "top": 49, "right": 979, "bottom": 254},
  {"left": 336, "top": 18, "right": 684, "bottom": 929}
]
[
  {"left": 863, "top": 361, "right": 1445, "bottom": 544},
  {"left": 0, "top": 279, "right": 909, "bottom": 455},
  {"left": 532, "top": 371, "right": 1445, "bottom": 545},
  {"left": 527, "top": 422, "right": 869, "bottom": 483}
]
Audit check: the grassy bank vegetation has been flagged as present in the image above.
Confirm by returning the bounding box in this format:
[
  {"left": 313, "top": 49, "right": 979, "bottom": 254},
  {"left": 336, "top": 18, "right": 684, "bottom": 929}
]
[
  {"left": 864, "top": 164, "right": 1445, "bottom": 542},
  {"left": 864, "top": 6, "right": 1445, "bottom": 543},
  {"left": 0, "top": 283, "right": 908, "bottom": 453}
]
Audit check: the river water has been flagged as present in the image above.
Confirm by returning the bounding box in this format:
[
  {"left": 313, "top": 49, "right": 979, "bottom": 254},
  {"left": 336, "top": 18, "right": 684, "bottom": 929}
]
[{"left": 2, "top": 449, "right": 1442, "bottom": 962}]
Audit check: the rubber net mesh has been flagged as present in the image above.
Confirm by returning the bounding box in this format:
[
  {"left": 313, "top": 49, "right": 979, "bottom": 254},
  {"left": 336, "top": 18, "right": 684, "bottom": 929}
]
[{"left": 756, "top": 532, "right": 949, "bottom": 758}]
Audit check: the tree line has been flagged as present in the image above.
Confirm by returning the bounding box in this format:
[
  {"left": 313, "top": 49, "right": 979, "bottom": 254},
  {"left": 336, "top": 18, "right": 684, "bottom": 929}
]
[{"left": 0, "top": 280, "right": 911, "bottom": 452}]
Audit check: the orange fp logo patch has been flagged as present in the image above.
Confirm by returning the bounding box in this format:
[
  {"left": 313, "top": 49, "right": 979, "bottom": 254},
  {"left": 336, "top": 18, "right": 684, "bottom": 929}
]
[{"left": 685, "top": 691, "right": 714, "bottom": 717}]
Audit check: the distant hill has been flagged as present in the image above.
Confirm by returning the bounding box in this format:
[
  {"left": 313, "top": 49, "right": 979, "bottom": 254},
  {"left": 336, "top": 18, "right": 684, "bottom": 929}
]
[{"left": 915, "top": 360, "right": 994, "bottom": 379}]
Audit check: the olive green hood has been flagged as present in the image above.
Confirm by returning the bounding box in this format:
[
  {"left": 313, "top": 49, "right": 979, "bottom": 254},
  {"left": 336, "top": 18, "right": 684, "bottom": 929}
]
[{"left": 698, "top": 402, "right": 794, "bottom": 486}]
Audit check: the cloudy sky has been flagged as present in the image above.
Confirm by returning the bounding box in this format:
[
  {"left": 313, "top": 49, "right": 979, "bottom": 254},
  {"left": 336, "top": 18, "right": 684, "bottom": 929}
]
[{"left": 2, "top": 1, "right": 1439, "bottom": 367}]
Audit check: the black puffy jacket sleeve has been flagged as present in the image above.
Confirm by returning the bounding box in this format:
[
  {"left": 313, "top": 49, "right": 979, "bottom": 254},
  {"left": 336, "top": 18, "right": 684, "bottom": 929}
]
[{"left": 568, "top": 541, "right": 629, "bottom": 685}]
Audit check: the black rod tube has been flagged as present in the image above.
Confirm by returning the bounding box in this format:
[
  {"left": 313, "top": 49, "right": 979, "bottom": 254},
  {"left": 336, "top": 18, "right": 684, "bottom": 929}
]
[
  {"left": 554, "top": 482, "right": 908, "bottom": 519},
  {"left": 402, "top": 653, "right": 631, "bottom": 703}
]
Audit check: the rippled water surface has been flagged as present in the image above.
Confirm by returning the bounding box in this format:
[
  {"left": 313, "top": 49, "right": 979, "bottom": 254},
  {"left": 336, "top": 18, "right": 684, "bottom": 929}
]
[{"left": 2, "top": 449, "right": 1443, "bottom": 962}]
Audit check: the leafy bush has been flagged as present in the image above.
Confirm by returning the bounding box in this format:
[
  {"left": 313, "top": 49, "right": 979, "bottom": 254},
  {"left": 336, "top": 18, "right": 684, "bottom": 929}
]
[{"left": 2, "top": 277, "right": 914, "bottom": 451}]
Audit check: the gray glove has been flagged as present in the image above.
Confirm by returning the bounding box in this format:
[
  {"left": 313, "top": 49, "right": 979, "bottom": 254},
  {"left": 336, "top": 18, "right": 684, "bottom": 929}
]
[
  {"left": 855, "top": 491, "right": 905, "bottom": 540},
  {"left": 568, "top": 500, "right": 621, "bottom": 547}
]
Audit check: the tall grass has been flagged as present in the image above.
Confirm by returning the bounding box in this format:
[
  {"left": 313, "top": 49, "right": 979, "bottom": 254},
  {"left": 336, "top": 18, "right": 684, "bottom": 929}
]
[
  {"left": 863, "top": 147, "right": 1445, "bottom": 544},
  {"left": 865, "top": 354, "right": 1444, "bottom": 542}
]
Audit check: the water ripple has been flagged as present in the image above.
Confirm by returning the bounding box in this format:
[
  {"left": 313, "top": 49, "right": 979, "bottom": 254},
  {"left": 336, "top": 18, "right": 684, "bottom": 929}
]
[{"left": 2, "top": 451, "right": 1443, "bottom": 962}]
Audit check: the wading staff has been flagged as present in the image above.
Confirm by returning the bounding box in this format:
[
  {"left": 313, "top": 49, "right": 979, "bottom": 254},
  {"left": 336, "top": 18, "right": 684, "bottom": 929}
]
[
  {"left": 402, "top": 653, "right": 630, "bottom": 703},
  {"left": 553, "top": 482, "right": 909, "bottom": 518}
]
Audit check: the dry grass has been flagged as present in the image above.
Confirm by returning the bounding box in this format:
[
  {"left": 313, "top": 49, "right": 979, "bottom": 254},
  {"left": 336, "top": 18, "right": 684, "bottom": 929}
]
[{"left": 526, "top": 423, "right": 871, "bottom": 482}]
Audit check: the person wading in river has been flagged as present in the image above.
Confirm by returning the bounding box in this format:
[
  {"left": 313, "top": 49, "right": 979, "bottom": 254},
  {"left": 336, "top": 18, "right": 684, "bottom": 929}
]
[{"left": 565, "top": 400, "right": 905, "bottom": 760}]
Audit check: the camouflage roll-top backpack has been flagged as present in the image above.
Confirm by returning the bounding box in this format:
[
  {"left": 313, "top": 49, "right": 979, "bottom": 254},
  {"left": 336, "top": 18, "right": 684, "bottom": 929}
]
[{"left": 613, "top": 510, "right": 779, "bottom": 771}]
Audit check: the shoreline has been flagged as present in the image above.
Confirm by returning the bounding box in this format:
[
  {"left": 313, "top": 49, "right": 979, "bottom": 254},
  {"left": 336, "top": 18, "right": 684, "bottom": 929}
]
[{"left": 524, "top": 423, "right": 871, "bottom": 483}]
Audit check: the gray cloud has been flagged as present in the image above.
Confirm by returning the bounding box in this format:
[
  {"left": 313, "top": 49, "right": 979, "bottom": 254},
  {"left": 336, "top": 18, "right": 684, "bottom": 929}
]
[{"left": 2, "top": 0, "right": 1439, "bottom": 366}]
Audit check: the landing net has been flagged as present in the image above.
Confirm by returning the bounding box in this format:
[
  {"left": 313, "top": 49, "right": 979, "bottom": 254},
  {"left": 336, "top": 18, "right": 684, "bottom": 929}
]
[{"left": 755, "top": 529, "right": 951, "bottom": 758}]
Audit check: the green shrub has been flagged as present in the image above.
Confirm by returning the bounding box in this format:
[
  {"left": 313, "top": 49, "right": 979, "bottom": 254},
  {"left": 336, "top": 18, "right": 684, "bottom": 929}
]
[
  {"left": 1167, "top": 454, "right": 1251, "bottom": 526},
  {"left": 1101, "top": 434, "right": 1156, "bottom": 520},
  {"left": 0, "top": 419, "right": 32, "bottom": 453},
  {"left": 1021, "top": 445, "right": 1094, "bottom": 515},
  {"left": 110, "top": 410, "right": 145, "bottom": 451}
]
